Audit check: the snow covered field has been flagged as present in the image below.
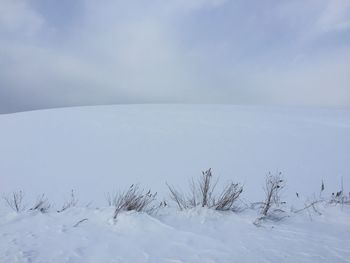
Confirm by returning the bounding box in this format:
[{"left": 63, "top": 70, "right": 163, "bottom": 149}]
[{"left": 1, "top": 105, "right": 350, "bottom": 262}]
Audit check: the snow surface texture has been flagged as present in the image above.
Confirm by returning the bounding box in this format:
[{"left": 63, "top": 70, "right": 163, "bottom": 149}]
[
  {"left": 1, "top": 105, "right": 350, "bottom": 262},
  {"left": 1, "top": 206, "right": 350, "bottom": 263}
]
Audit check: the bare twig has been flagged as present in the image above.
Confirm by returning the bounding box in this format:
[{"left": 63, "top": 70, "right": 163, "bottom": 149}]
[
  {"left": 167, "top": 183, "right": 188, "bottom": 210},
  {"left": 57, "top": 190, "right": 78, "bottom": 213},
  {"left": 3, "top": 191, "right": 26, "bottom": 212},
  {"left": 214, "top": 183, "right": 243, "bottom": 211},
  {"left": 330, "top": 177, "right": 350, "bottom": 206},
  {"left": 30, "top": 194, "right": 51, "bottom": 213},
  {"left": 73, "top": 218, "right": 88, "bottom": 227},
  {"left": 293, "top": 200, "right": 323, "bottom": 214},
  {"left": 261, "top": 172, "right": 285, "bottom": 217}
]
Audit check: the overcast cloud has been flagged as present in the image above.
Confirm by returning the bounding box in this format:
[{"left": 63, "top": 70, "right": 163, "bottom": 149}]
[{"left": 0, "top": 0, "right": 349, "bottom": 113}]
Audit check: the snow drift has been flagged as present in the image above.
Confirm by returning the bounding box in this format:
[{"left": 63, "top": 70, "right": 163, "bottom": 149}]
[{"left": 0, "top": 105, "right": 349, "bottom": 262}]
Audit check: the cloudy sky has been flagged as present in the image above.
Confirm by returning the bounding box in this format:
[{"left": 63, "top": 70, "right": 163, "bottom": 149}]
[{"left": 0, "top": 0, "right": 349, "bottom": 113}]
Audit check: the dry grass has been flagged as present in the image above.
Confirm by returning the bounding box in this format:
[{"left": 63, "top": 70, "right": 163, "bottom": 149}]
[
  {"left": 112, "top": 184, "right": 158, "bottom": 220},
  {"left": 3, "top": 191, "right": 26, "bottom": 212},
  {"left": 29, "top": 194, "right": 51, "bottom": 213},
  {"left": 57, "top": 190, "right": 78, "bottom": 213},
  {"left": 260, "top": 172, "right": 285, "bottom": 217},
  {"left": 167, "top": 168, "right": 243, "bottom": 211}
]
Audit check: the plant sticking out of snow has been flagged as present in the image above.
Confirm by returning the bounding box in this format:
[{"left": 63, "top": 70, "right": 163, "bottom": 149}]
[
  {"left": 112, "top": 184, "right": 158, "bottom": 220},
  {"left": 330, "top": 191, "right": 350, "bottom": 205},
  {"left": 293, "top": 194, "right": 323, "bottom": 221},
  {"left": 330, "top": 177, "right": 350, "bottom": 206},
  {"left": 254, "top": 172, "right": 287, "bottom": 225},
  {"left": 167, "top": 168, "right": 243, "bottom": 211},
  {"left": 57, "top": 190, "right": 78, "bottom": 213},
  {"left": 29, "top": 194, "right": 51, "bottom": 213},
  {"left": 3, "top": 190, "right": 26, "bottom": 213},
  {"left": 292, "top": 181, "right": 326, "bottom": 220},
  {"left": 291, "top": 179, "right": 350, "bottom": 221},
  {"left": 261, "top": 172, "right": 286, "bottom": 216}
]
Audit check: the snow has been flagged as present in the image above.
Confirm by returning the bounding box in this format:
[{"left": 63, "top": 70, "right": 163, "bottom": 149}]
[
  {"left": 1, "top": 206, "right": 350, "bottom": 262},
  {"left": 0, "top": 104, "right": 350, "bottom": 262}
]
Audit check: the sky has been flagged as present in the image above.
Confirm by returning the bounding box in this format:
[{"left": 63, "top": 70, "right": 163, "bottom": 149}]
[{"left": 0, "top": 0, "right": 350, "bottom": 113}]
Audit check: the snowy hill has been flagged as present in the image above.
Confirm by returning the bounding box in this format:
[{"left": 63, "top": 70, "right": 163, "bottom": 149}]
[{"left": 1, "top": 105, "right": 350, "bottom": 262}]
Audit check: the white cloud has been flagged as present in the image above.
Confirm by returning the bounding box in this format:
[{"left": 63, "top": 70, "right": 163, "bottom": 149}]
[
  {"left": 0, "top": 0, "right": 44, "bottom": 36},
  {"left": 171, "top": 0, "right": 227, "bottom": 10},
  {"left": 0, "top": 0, "right": 349, "bottom": 112},
  {"left": 316, "top": 0, "right": 350, "bottom": 34}
]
